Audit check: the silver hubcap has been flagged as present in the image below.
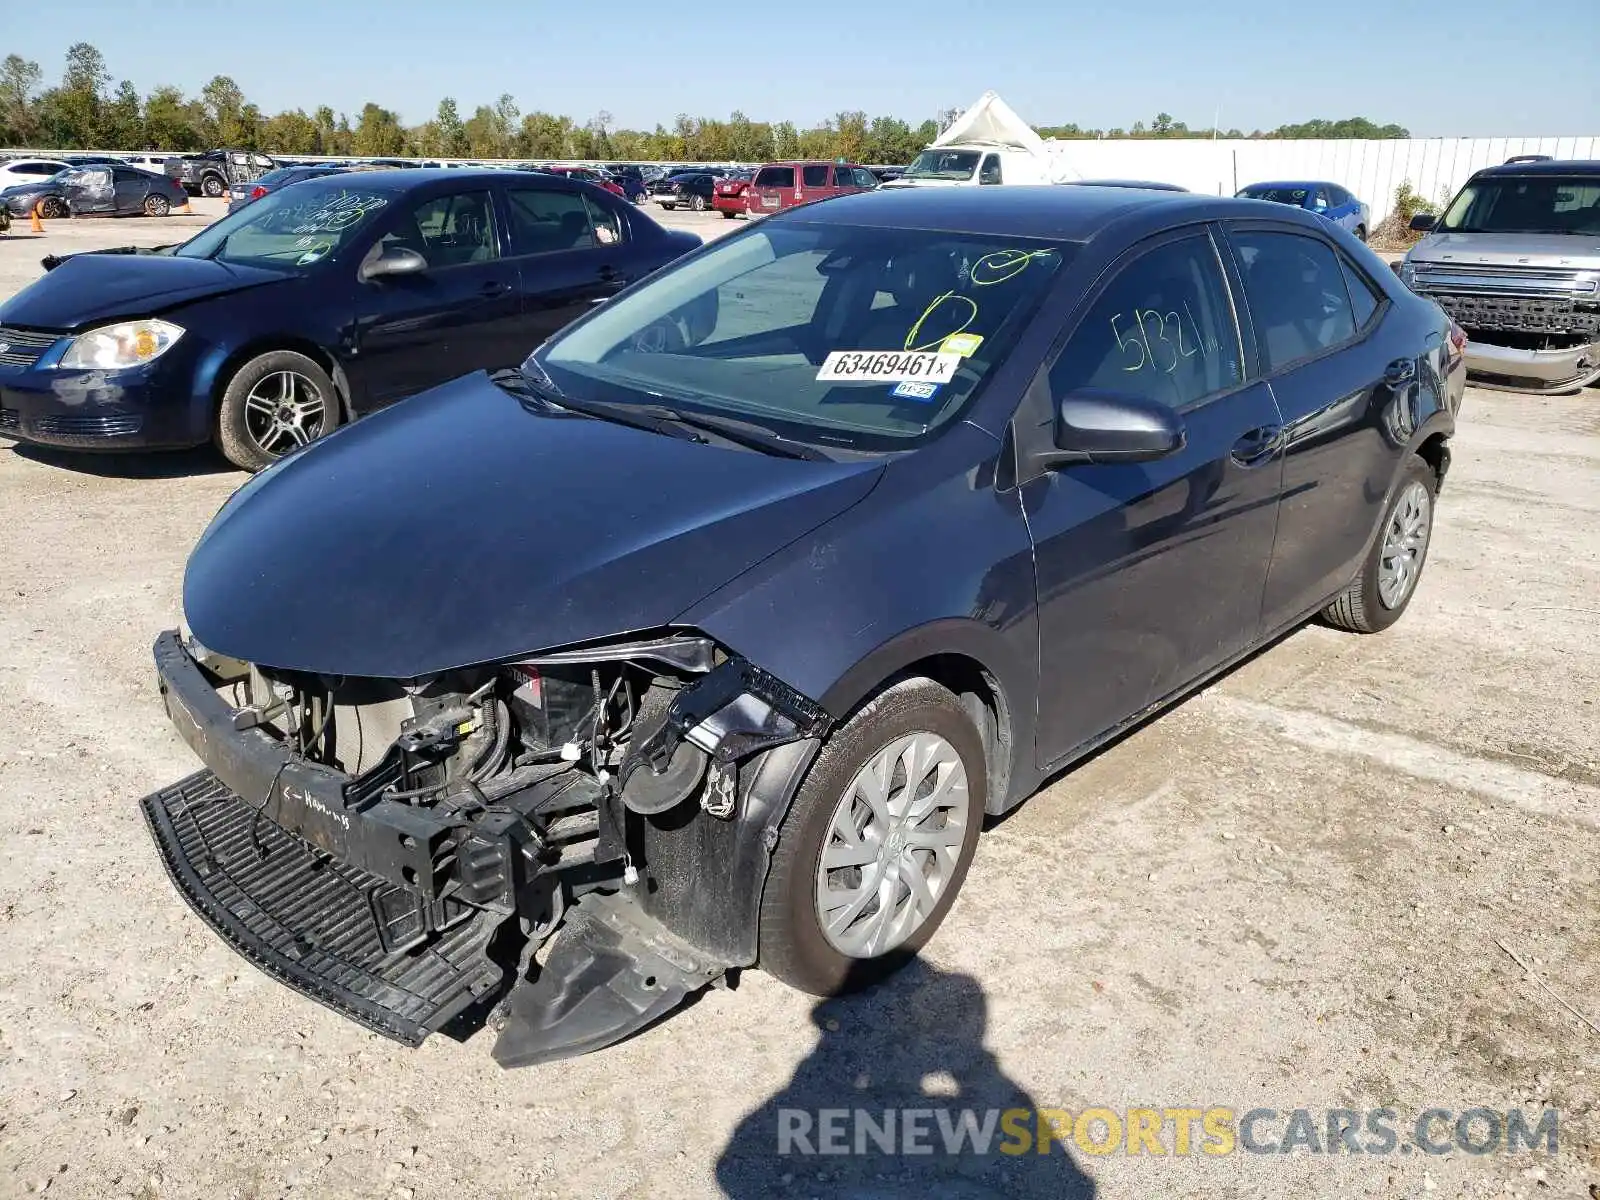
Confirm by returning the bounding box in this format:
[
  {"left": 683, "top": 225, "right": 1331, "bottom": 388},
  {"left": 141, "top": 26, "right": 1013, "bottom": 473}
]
[
  {"left": 815, "top": 732, "right": 970, "bottom": 958},
  {"left": 244, "top": 370, "right": 325, "bottom": 456},
  {"left": 1378, "top": 481, "right": 1431, "bottom": 609}
]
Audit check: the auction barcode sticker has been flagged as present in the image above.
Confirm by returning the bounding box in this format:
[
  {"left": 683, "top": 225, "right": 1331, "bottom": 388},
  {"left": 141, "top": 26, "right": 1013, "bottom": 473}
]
[{"left": 817, "top": 350, "right": 962, "bottom": 383}]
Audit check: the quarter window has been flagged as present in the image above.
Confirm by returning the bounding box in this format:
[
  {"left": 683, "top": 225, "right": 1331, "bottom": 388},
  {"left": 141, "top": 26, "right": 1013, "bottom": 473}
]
[
  {"left": 505, "top": 189, "right": 606, "bottom": 255},
  {"left": 1232, "top": 230, "right": 1357, "bottom": 370},
  {"left": 754, "top": 166, "right": 795, "bottom": 188},
  {"left": 1339, "top": 255, "right": 1382, "bottom": 329},
  {"left": 802, "top": 164, "right": 829, "bottom": 188},
  {"left": 1049, "top": 234, "right": 1243, "bottom": 410},
  {"left": 979, "top": 155, "right": 1003, "bottom": 185}
]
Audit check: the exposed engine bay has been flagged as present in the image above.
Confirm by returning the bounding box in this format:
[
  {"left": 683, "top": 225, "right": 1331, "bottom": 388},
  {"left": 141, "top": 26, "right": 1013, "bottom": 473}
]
[{"left": 140, "top": 629, "right": 829, "bottom": 1065}]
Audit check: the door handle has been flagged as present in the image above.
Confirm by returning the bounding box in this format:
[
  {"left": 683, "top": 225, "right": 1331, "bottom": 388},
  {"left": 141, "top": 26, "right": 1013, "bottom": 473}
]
[
  {"left": 1385, "top": 358, "right": 1416, "bottom": 385},
  {"left": 1230, "top": 425, "right": 1284, "bottom": 468},
  {"left": 480, "top": 280, "right": 511, "bottom": 296},
  {"left": 597, "top": 265, "right": 621, "bottom": 283}
]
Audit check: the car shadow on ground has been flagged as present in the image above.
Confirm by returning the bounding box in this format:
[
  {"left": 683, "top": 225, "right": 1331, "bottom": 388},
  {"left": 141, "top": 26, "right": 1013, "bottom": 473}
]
[
  {"left": 7, "top": 442, "right": 239, "bottom": 479},
  {"left": 715, "top": 960, "right": 1096, "bottom": 1199}
]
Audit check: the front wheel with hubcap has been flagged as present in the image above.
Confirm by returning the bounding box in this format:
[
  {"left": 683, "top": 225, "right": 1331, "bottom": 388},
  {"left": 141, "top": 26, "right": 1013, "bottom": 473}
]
[
  {"left": 759, "top": 677, "right": 985, "bottom": 995},
  {"left": 40, "top": 196, "right": 67, "bottom": 219},
  {"left": 201, "top": 175, "right": 225, "bottom": 198},
  {"left": 1323, "top": 455, "right": 1435, "bottom": 632},
  {"left": 215, "top": 350, "right": 340, "bottom": 472},
  {"left": 690, "top": 194, "right": 707, "bottom": 212}
]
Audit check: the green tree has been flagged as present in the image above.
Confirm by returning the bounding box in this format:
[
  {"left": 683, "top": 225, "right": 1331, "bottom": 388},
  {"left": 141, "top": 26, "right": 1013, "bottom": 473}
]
[
  {"left": 262, "top": 108, "right": 320, "bottom": 154},
  {"left": 517, "top": 111, "right": 570, "bottom": 159},
  {"left": 100, "top": 80, "right": 143, "bottom": 148},
  {"left": 352, "top": 102, "right": 405, "bottom": 156},
  {"left": 434, "top": 97, "right": 467, "bottom": 156},
  {"left": 771, "top": 120, "right": 799, "bottom": 160},
  {"left": 0, "top": 54, "right": 42, "bottom": 144}
]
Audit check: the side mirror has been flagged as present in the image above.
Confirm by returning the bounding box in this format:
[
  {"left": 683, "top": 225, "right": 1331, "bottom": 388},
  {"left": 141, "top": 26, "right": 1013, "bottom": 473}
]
[
  {"left": 1048, "top": 390, "right": 1186, "bottom": 466},
  {"left": 360, "top": 246, "right": 427, "bottom": 282},
  {"left": 1408, "top": 213, "right": 1436, "bottom": 232}
]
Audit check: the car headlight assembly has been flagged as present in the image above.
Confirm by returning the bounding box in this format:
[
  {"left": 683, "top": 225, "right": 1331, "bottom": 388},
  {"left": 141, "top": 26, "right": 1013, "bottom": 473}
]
[
  {"left": 1397, "top": 260, "right": 1418, "bottom": 290},
  {"left": 59, "top": 319, "right": 183, "bottom": 370}
]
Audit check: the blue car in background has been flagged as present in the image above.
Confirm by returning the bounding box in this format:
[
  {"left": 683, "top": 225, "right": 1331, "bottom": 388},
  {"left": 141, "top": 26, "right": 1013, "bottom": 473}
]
[
  {"left": 1237, "top": 180, "right": 1370, "bottom": 241},
  {"left": 227, "top": 164, "right": 350, "bottom": 213}
]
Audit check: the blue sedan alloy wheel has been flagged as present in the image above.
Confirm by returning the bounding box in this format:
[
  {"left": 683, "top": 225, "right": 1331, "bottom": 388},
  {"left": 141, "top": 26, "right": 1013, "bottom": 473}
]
[{"left": 216, "top": 349, "right": 340, "bottom": 472}]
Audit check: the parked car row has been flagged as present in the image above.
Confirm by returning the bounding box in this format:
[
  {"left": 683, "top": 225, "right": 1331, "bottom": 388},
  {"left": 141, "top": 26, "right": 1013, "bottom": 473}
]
[{"left": 0, "top": 162, "right": 190, "bottom": 219}]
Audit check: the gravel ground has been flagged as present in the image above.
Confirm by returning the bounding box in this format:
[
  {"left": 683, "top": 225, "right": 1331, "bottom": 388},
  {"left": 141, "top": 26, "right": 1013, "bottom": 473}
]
[{"left": 0, "top": 200, "right": 1596, "bottom": 1200}]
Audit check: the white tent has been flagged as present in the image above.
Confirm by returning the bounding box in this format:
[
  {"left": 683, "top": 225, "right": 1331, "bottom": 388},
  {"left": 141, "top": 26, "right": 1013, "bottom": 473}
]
[{"left": 932, "top": 91, "right": 1079, "bottom": 180}]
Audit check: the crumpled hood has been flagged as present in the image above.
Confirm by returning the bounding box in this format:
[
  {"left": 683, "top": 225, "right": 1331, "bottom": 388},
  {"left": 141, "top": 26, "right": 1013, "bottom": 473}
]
[
  {"left": 183, "top": 372, "right": 883, "bottom": 679},
  {"left": 0, "top": 252, "right": 286, "bottom": 330},
  {"left": 1409, "top": 231, "right": 1600, "bottom": 270}
]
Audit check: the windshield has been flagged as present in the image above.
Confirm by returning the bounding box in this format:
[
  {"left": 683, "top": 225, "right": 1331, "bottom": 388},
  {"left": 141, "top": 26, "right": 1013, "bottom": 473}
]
[
  {"left": 175, "top": 184, "right": 391, "bottom": 270},
  {"left": 538, "top": 222, "right": 1071, "bottom": 452},
  {"left": 1438, "top": 176, "right": 1600, "bottom": 234},
  {"left": 902, "top": 150, "right": 982, "bottom": 181},
  {"left": 1240, "top": 186, "right": 1310, "bottom": 205}
]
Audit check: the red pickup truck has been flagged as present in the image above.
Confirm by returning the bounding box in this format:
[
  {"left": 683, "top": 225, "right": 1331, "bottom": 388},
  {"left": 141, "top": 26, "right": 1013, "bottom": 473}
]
[{"left": 745, "top": 161, "right": 877, "bottom": 216}]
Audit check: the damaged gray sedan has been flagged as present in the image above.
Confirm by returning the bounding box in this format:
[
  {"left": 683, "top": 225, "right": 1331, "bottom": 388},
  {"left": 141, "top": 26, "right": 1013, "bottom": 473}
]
[{"left": 140, "top": 185, "right": 1457, "bottom": 1064}]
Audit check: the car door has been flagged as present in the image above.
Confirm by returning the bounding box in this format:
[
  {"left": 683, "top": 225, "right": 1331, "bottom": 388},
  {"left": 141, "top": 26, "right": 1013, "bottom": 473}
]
[
  {"left": 69, "top": 166, "right": 116, "bottom": 215},
  {"left": 1223, "top": 223, "right": 1417, "bottom": 633},
  {"left": 501, "top": 184, "right": 637, "bottom": 344},
  {"left": 111, "top": 167, "right": 148, "bottom": 214},
  {"left": 1020, "top": 226, "right": 1286, "bottom": 766},
  {"left": 350, "top": 185, "right": 524, "bottom": 409},
  {"left": 795, "top": 163, "right": 829, "bottom": 207}
]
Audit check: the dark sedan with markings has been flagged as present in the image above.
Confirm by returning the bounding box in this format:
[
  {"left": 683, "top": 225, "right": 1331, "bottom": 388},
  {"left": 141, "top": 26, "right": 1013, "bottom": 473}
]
[
  {"left": 0, "top": 169, "right": 699, "bottom": 470},
  {"left": 137, "top": 185, "right": 1463, "bottom": 1067},
  {"left": 0, "top": 163, "right": 190, "bottom": 219}
]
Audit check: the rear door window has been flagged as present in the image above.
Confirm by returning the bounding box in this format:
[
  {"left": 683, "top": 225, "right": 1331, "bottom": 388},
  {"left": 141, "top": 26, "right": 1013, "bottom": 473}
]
[
  {"left": 1049, "top": 232, "right": 1244, "bottom": 410},
  {"left": 505, "top": 188, "right": 603, "bottom": 255},
  {"left": 801, "top": 164, "right": 829, "bottom": 188},
  {"left": 754, "top": 166, "right": 795, "bottom": 188},
  {"left": 1231, "top": 229, "right": 1357, "bottom": 370}
]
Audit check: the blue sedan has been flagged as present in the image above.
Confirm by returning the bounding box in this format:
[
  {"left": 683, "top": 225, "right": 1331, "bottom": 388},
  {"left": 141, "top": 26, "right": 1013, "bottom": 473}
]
[
  {"left": 1237, "top": 179, "right": 1371, "bottom": 241},
  {"left": 0, "top": 169, "right": 699, "bottom": 470}
]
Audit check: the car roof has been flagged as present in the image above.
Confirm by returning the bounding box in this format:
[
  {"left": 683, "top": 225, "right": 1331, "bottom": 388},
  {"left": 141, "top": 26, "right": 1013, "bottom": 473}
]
[
  {"left": 1470, "top": 158, "right": 1600, "bottom": 178},
  {"left": 285, "top": 167, "right": 566, "bottom": 193},
  {"left": 1240, "top": 180, "right": 1331, "bottom": 190},
  {"left": 1071, "top": 179, "right": 1188, "bottom": 192},
  {"left": 763, "top": 160, "right": 863, "bottom": 168},
  {"left": 786, "top": 184, "right": 1213, "bottom": 240}
]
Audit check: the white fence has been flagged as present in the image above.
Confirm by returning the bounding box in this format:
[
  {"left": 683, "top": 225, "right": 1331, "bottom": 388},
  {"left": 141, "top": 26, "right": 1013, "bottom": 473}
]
[{"left": 1045, "top": 136, "right": 1600, "bottom": 224}]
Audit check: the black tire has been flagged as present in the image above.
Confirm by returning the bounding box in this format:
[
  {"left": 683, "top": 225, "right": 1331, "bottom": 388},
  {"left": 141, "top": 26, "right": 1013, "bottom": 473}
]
[
  {"left": 1322, "top": 455, "right": 1436, "bottom": 633},
  {"left": 690, "top": 194, "right": 707, "bottom": 212},
  {"left": 143, "top": 193, "right": 170, "bottom": 217},
  {"left": 215, "top": 349, "right": 341, "bottom": 473},
  {"left": 1354, "top": 224, "right": 1368, "bottom": 243},
  {"left": 40, "top": 196, "right": 67, "bottom": 219},
  {"left": 721, "top": 210, "right": 736, "bottom": 219},
  {"left": 660, "top": 202, "right": 675, "bottom": 211},
  {"left": 758, "top": 677, "right": 985, "bottom": 996},
  {"left": 201, "top": 174, "right": 225, "bottom": 198}
]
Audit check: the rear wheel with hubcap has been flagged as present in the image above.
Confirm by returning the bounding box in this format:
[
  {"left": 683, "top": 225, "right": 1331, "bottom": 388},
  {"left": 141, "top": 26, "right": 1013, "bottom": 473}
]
[
  {"left": 143, "top": 193, "right": 170, "bottom": 217},
  {"left": 215, "top": 350, "right": 340, "bottom": 472},
  {"left": 759, "top": 677, "right": 985, "bottom": 995},
  {"left": 690, "top": 194, "right": 707, "bottom": 212},
  {"left": 202, "top": 175, "right": 225, "bottom": 198},
  {"left": 1323, "top": 455, "right": 1435, "bottom": 632}
]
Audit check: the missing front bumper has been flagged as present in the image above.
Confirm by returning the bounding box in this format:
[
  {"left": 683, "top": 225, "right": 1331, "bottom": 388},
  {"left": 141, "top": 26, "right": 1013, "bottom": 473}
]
[{"left": 140, "top": 771, "right": 507, "bottom": 1046}]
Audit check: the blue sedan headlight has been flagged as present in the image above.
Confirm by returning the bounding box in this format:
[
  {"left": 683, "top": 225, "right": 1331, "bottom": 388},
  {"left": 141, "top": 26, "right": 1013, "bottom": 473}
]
[{"left": 58, "top": 319, "right": 184, "bottom": 370}]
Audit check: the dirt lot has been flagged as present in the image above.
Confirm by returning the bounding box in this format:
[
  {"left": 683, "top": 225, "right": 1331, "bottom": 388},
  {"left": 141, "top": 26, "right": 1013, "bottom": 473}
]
[{"left": 0, "top": 201, "right": 1596, "bottom": 1200}]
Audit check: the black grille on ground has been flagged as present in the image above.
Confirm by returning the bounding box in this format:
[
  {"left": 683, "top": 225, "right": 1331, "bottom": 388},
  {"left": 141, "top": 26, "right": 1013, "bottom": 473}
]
[
  {"left": 140, "top": 770, "right": 508, "bottom": 1046},
  {"left": 0, "top": 327, "right": 60, "bottom": 368}
]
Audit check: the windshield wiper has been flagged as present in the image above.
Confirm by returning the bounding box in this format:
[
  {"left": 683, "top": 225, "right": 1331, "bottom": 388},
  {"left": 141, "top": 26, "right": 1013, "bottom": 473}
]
[
  {"left": 628, "top": 404, "right": 828, "bottom": 461},
  {"left": 495, "top": 367, "right": 827, "bottom": 460}
]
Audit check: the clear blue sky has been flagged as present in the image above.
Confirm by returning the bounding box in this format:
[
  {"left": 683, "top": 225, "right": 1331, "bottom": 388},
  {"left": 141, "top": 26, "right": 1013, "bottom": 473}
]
[{"left": 10, "top": 0, "right": 1597, "bottom": 137}]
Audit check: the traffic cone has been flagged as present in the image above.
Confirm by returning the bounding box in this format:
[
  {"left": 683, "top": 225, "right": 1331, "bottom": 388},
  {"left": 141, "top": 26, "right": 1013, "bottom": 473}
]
[{"left": 30, "top": 201, "right": 43, "bottom": 234}]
